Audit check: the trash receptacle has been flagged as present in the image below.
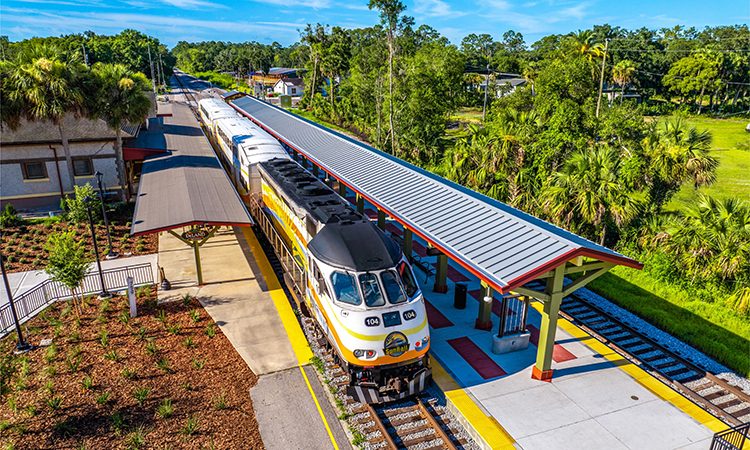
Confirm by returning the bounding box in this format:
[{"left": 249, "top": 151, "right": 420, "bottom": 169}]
[{"left": 454, "top": 283, "right": 467, "bottom": 309}]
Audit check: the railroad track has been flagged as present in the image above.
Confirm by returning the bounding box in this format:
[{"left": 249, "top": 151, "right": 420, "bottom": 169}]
[{"left": 557, "top": 292, "right": 750, "bottom": 426}]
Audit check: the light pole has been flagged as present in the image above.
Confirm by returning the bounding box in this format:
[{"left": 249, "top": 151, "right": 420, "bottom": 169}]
[
  {"left": 85, "top": 198, "right": 112, "bottom": 299},
  {"left": 95, "top": 171, "right": 118, "bottom": 259},
  {"left": 0, "top": 248, "right": 32, "bottom": 353}
]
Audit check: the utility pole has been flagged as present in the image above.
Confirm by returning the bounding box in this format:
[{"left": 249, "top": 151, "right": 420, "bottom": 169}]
[
  {"left": 82, "top": 42, "right": 89, "bottom": 66},
  {"left": 482, "top": 62, "right": 490, "bottom": 122},
  {"left": 595, "top": 38, "right": 609, "bottom": 118},
  {"left": 147, "top": 43, "right": 157, "bottom": 96}
]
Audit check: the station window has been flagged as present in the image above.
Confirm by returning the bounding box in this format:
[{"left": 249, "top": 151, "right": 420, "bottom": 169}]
[
  {"left": 22, "top": 161, "right": 47, "bottom": 180},
  {"left": 73, "top": 157, "right": 93, "bottom": 176},
  {"left": 359, "top": 273, "right": 385, "bottom": 307},
  {"left": 331, "top": 271, "right": 361, "bottom": 305}
]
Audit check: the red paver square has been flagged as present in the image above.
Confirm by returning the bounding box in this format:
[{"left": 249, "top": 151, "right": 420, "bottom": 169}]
[
  {"left": 364, "top": 208, "right": 378, "bottom": 219},
  {"left": 424, "top": 299, "right": 454, "bottom": 329},
  {"left": 385, "top": 223, "right": 403, "bottom": 237},
  {"left": 447, "top": 336, "right": 507, "bottom": 379},
  {"left": 433, "top": 262, "right": 471, "bottom": 282},
  {"left": 412, "top": 241, "right": 428, "bottom": 257},
  {"left": 527, "top": 324, "right": 577, "bottom": 363}
]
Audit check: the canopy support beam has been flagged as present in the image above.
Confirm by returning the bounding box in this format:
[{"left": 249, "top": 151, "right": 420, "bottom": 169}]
[{"left": 167, "top": 226, "right": 219, "bottom": 286}]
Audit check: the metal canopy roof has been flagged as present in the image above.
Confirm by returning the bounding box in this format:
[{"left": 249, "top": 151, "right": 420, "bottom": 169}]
[
  {"left": 231, "top": 95, "right": 641, "bottom": 294},
  {"left": 130, "top": 99, "right": 253, "bottom": 236}
]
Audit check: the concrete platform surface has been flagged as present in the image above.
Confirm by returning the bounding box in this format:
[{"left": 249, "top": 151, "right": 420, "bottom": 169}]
[
  {"left": 251, "top": 365, "right": 351, "bottom": 450},
  {"left": 158, "top": 227, "right": 298, "bottom": 375}
]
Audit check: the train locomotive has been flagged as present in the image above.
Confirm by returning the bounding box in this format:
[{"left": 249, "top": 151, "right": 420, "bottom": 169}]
[{"left": 197, "top": 98, "right": 431, "bottom": 403}]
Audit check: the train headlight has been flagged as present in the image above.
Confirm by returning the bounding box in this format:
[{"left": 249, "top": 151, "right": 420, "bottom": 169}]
[
  {"left": 415, "top": 336, "right": 429, "bottom": 350},
  {"left": 353, "top": 349, "right": 377, "bottom": 360}
]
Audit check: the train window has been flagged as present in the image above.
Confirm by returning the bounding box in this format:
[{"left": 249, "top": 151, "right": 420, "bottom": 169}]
[
  {"left": 331, "top": 271, "right": 361, "bottom": 305},
  {"left": 397, "top": 261, "right": 419, "bottom": 298},
  {"left": 358, "top": 273, "right": 385, "bottom": 307},
  {"left": 381, "top": 271, "right": 406, "bottom": 305}
]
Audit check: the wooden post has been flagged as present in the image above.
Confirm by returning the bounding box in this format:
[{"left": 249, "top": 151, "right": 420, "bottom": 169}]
[
  {"left": 475, "top": 282, "right": 493, "bottom": 330},
  {"left": 377, "top": 209, "right": 386, "bottom": 230},
  {"left": 356, "top": 195, "right": 365, "bottom": 214},
  {"left": 193, "top": 241, "right": 203, "bottom": 286},
  {"left": 532, "top": 265, "right": 565, "bottom": 381},
  {"left": 403, "top": 229, "right": 413, "bottom": 261},
  {"left": 433, "top": 254, "right": 448, "bottom": 293}
]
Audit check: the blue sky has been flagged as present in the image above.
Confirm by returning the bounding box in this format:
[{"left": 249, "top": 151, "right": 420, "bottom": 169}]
[{"left": 0, "top": 0, "right": 746, "bottom": 48}]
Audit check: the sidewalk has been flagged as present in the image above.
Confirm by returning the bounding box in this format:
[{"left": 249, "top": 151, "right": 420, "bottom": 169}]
[{"left": 1, "top": 254, "right": 158, "bottom": 309}]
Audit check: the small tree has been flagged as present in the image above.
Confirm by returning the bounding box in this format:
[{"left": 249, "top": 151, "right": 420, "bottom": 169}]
[
  {"left": 63, "top": 183, "right": 101, "bottom": 224},
  {"left": 45, "top": 231, "right": 88, "bottom": 316},
  {"left": 0, "top": 203, "right": 21, "bottom": 228}
]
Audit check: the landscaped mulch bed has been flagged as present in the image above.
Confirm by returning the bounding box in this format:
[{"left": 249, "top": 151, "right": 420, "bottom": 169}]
[
  {"left": 0, "top": 213, "right": 157, "bottom": 273},
  {"left": 0, "top": 286, "right": 262, "bottom": 449}
]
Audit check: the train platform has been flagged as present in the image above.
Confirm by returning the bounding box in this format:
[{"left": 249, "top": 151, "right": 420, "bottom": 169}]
[{"left": 370, "top": 208, "right": 724, "bottom": 450}]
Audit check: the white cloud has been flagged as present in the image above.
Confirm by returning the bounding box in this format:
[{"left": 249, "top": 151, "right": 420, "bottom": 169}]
[
  {"left": 158, "top": 0, "right": 227, "bottom": 9},
  {"left": 413, "top": 0, "right": 468, "bottom": 19},
  {"left": 251, "top": 0, "right": 331, "bottom": 8}
]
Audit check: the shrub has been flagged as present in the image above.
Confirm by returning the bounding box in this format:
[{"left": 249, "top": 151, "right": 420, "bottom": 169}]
[
  {"left": 213, "top": 393, "right": 227, "bottom": 410},
  {"left": 189, "top": 310, "right": 201, "bottom": 323},
  {"left": 156, "top": 398, "right": 174, "bottom": 419},
  {"left": 181, "top": 294, "right": 192, "bottom": 307},
  {"left": 81, "top": 375, "right": 94, "bottom": 390},
  {"left": 134, "top": 327, "right": 148, "bottom": 340},
  {"left": 204, "top": 323, "right": 216, "bottom": 338},
  {"left": 99, "top": 329, "right": 109, "bottom": 348},
  {"left": 96, "top": 392, "right": 110, "bottom": 405},
  {"left": 110, "top": 412, "right": 125, "bottom": 434},
  {"left": 0, "top": 203, "right": 21, "bottom": 228},
  {"left": 46, "top": 396, "right": 63, "bottom": 410},
  {"left": 181, "top": 416, "right": 198, "bottom": 436},
  {"left": 118, "top": 311, "right": 130, "bottom": 325},
  {"left": 66, "top": 354, "right": 82, "bottom": 373},
  {"left": 126, "top": 426, "right": 146, "bottom": 449},
  {"left": 43, "top": 381, "right": 54, "bottom": 395},
  {"left": 156, "top": 309, "right": 167, "bottom": 323},
  {"left": 144, "top": 340, "right": 159, "bottom": 357},
  {"left": 191, "top": 358, "right": 205, "bottom": 370},
  {"left": 104, "top": 350, "right": 120, "bottom": 362},
  {"left": 121, "top": 367, "right": 138, "bottom": 380},
  {"left": 132, "top": 387, "right": 150, "bottom": 406},
  {"left": 44, "top": 344, "right": 57, "bottom": 364},
  {"left": 62, "top": 184, "right": 101, "bottom": 224},
  {"left": 183, "top": 337, "right": 196, "bottom": 349},
  {"left": 166, "top": 323, "right": 181, "bottom": 335},
  {"left": 156, "top": 357, "right": 171, "bottom": 373}
]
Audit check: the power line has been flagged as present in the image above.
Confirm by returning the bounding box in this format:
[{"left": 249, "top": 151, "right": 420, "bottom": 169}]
[{"left": 605, "top": 62, "right": 750, "bottom": 86}]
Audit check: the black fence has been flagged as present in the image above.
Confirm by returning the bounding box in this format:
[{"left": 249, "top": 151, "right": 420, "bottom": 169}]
[
  {"left": 711, "top": 422, "right": 749, "bottom": 450},
  {"left": 497, "top": 295, "right": 530, "bottom": 337},
  {"left": 1, "top": 263, "right": 154, "bottom": 336}
]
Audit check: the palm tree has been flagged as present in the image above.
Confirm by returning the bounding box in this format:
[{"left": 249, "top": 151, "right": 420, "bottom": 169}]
[
  {"left": 92, "top": 63, "right": 152, "bottom": 201},
  {"left": 665, "top": 194, "right": 750, "bottom": 282},
  {"left": 611, "top": 59, "right": 636, "bottom": 104},
  {"left": 543, "top": 145, "right": 643, "bottom": 245},
  {"left": 570, "top": 30, "right": 604, "bottom": 62},
  {"left": 4, "top": 45, "right": 86, "bottom": 191}
]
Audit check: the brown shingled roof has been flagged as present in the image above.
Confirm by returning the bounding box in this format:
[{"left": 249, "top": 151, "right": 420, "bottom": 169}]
[{"left": 0, "top": 115, "right": 135, "bottom": 145}]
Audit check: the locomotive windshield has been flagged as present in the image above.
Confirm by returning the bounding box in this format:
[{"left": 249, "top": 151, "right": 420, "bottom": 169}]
[
  {"left": 381, "top": 271, "right": 406, "bottom": 304},
  {"left": 398, "top": 261, "right": 419, "bottom": 298},
  {"left": 331, "top": 271, "right": 361, "bottom": 305},
  {"left": 359, "top": 273, "right": 385, "bottom": 307}
]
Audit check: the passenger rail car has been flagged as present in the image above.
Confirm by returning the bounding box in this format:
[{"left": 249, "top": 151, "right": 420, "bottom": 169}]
[
  {"left": 198, "top": 98, "right": 237, "bottom": 135},
  {"left": 257, "top": 159, "right": 431, "bottom": 403}
]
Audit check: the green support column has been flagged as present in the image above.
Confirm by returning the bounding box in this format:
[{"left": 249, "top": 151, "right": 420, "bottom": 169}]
[
  {"left": 402, "top": 229, "right": 413, "bottom": 261},
  {"left": 312, "top": 165, "right": 319, "bottom": 177},
  {"left": 475, "top": 282, "right": 493, "bottom": 330},
  {"left": 377, "top": 209, "right": 386, "bottom": 229},
  {"left": 338, "top": 181, "right": 347, "bottom": 197},
  {"left": 193, "top": 241, "right": 203, "bottom": 286},
  {"left": 356, "top": 195, "right": 365, "bottom": 214},
  {"left": 532, "top": 264, "right": 565, "bottom": 381},
  {"left": 433, "top": 253, "right": 448, "bottom": 293}
]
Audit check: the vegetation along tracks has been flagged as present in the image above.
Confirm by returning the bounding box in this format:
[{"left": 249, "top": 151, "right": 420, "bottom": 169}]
[{"left": 558, "top": 292, "right": 750, "bottom": 426}]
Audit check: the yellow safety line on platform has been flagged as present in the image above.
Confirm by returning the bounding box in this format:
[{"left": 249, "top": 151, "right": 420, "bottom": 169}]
[
  {"left": 241, "top": 227, "right": 339, "bottom": 450},
  {"left": 431, "top": 359, "right": 517, "bottom": 450},
  {"left": 530, "top": 302, "right": 727, "bottom": 433}
]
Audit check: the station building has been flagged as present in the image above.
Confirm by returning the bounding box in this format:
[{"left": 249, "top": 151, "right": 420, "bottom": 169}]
[{"left": 0, "top": 115, "right": 136, "bottom": 211}]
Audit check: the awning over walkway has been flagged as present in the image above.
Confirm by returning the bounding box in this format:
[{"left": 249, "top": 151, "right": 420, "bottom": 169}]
[
  {"left": 230, "top": 95, "right": 641, "bottom": 295},
  {"left": 131, "top": 99, "right": 252, "bottom": 236}
]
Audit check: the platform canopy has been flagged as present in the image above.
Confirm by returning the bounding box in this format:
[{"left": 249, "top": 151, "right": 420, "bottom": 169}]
[
  {"left": 230, "top": 95, "right": 641, "bottom": 295},
  {"left": 131, "top": 100, "right": 252, "bottom": 237}
]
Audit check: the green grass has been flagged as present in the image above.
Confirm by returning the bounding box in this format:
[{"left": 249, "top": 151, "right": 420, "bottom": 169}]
[
  {"left": 450, "top": 107, "right": 483, "bottom": 124},
  {"left": 665, "top": 115, "right": 750, "bottom": 210},
  {"left": 585, "top": 267, "right": 750, "bottom": 376},
  {"left": 192, "top": 71, "right": 253, "bottom": 94}
]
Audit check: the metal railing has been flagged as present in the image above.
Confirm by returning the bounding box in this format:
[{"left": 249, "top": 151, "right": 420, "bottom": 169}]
[
  {"left": 712, "top": 422, "right": 750, "bottom": 450},
  {"left": 498, "top": 295, "right": 530, "bottom": 338},
  {"left": 1, "top": 262, "right": 154, "bottom": 335},
  {"left": 247, "top": 194, "right": 306, "bottom": 301}
]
